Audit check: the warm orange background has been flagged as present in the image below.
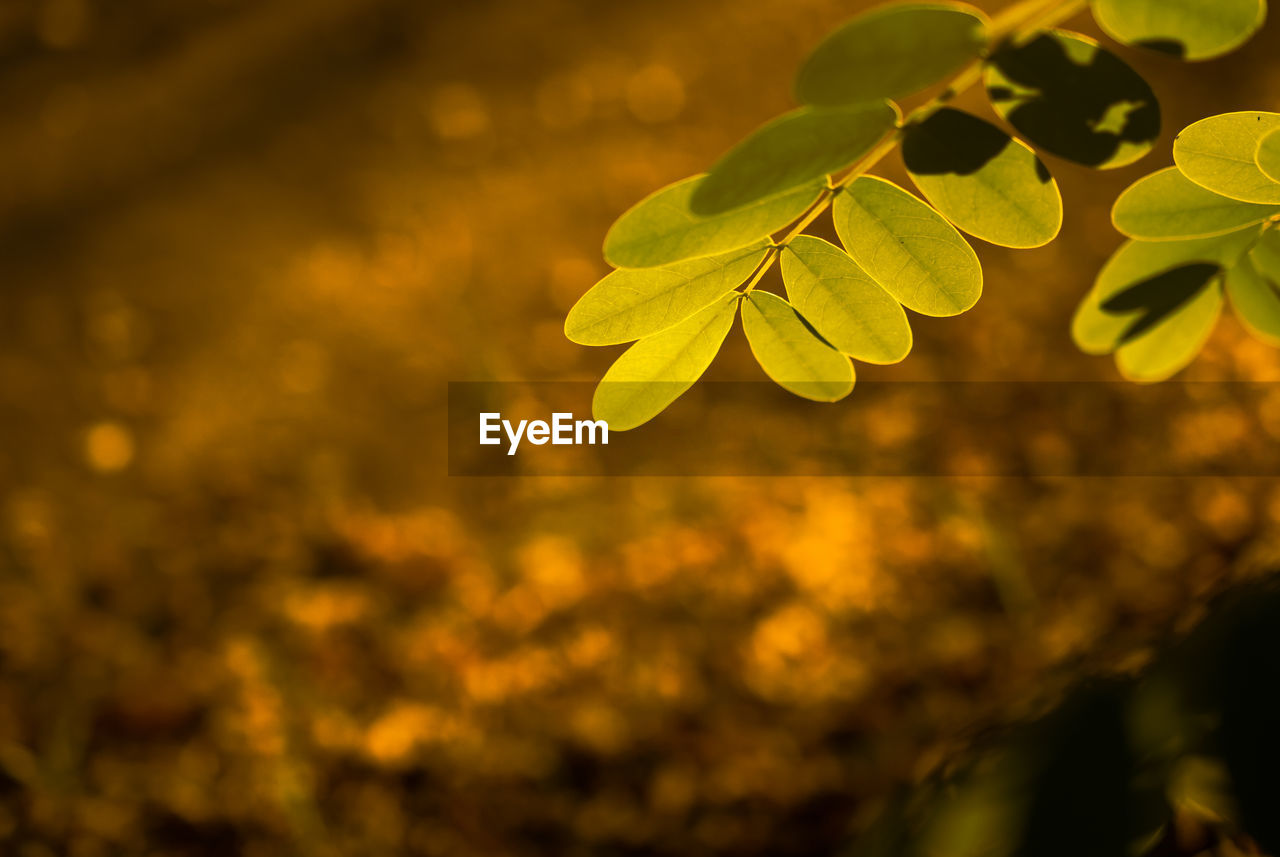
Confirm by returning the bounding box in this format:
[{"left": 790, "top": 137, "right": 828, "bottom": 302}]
[{"left": 2, "top": 0, "right": 1280, "bottom": 854}]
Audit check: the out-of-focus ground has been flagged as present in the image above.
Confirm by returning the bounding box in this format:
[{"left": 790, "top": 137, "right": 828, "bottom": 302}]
[{"left": 2, "top": 0, "right": 1280, "bottom": 854}]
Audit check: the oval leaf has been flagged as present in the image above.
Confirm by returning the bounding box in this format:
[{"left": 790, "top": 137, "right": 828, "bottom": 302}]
[
  {"left": 984, "top": 29, "right": 1159, "bottom": 169},
  {"left": 566, "top": 243, "right": 768, "bottom": 345},
  {"left": 902, "top": 108, "right": 1063, "bottom": 248},
  {"left": 795, "top": 2, "right": 989, "bottom": 106},
  {"left": 592, "top": 293, "right": 739, "bottom": 431},
  {"left": 742, "top": 291, "right": 855, "bottom": 401},
  {"left": 1091, "top": 0, "right": 1266, "bottom": 60},
  {"left": 1226, "top": 254, "right": 1280, "bottom": 343},
  {"left": 1112, "top": 167, "right": 1280, "bottom": 241},
  {"left": 692, "top": 102, "right": 899, "bottom": 215},
  {"left": 1252, "top": 228, "right": 1280, "bottom": 282},
  {"left": 780, "top": 236, "right": 912, "bottom": 364},
  {"left": 603, "top": 175, "right": 822, "bottom": 269},
  {"left": 1115, "top": 280, "right": 1223, "bottom": 382},
  {"left": 1173, "top": 112, "right": 1280, "bottom": 205},
  {"left": 833, "top": 176, "right": 982, "bottom": 316},
  {"left": 1072, "top": 229, "right": 1257, "bottom": 355},
  {"left": 1257, "top": 127, "right": 1280, "bottom": 184}
]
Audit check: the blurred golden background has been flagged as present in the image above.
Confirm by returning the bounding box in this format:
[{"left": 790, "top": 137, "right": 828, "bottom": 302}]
[{"left": 3, "top": 0, "right": 1280, "bottom": 854}]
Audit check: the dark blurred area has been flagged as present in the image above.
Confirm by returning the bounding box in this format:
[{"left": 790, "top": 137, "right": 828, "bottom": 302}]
[{"left": 3, "top": 0, "right": 1280, "bottom": 854}]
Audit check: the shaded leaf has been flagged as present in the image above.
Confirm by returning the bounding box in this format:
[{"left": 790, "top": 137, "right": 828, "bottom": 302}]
[
  {"left": 794, "top": 2, "right": 988, "bottom": 106},
  {"left": 592, "top": 293, "right": 739, "bottom": 431},
  {"left": 984, "top": 29, "right": 1159, "bottom": 169},
  {"left": 780, "top": 236, "right": 912, "bottom": 364},
  {"left": 566, "top": 243, "right": 768, "bottom": 345},
  {"left": 1173, "top": 111, "right": 1280, "bottom": 205},
  {"left": 1114, "top": 276, "right": 1222, "bottom": 382},
  {"left": 1227, "top": 253, "right": 1280, "bottom": 343},
  {"left": 741, "top": 291, "right": 855, "bottom": 401},
  {"left": 1091, "top": 0, "right": 1266, "bottom": 60},
  {"left": 833, "top": 176, "right": 982, "bottom": 316},
  {"left": 902, "top": 108, "right": 1062, "bottom": 248},
  {"left": 1252, "top": 227, "right": 1280, "bottom": 282},
  {"left": 1112, "top": 167, "right": 1280, "bottom": 241},
  {"left": 1072, "top": 229, "right": 1258, "bottom": 354},
  {"left": 1257, "top": 127, "right": 1280, "bottom": 184},
  {"left": 603, "top": 175, "right": 822, "bottom": 269},
  {"left": 691, "top": 102, "right": 899, "bottom": 215}
]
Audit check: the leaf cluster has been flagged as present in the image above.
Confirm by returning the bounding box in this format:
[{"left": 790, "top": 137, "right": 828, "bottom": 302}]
[{"left": 567, "top": 0, "right": 1269, "bottom": 429}]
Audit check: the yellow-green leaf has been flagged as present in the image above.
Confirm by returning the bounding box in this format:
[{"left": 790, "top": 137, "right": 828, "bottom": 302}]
[
  {"left": 1226, "top": 253, "right": 1280, "bottom": 343},
  {"left": 984, "top": 29, "right": 1159, "bottom": 169},
  {"left": 1091, "top": 0, "right": 1266, "bottom": 60},
  {"left": 794, "top": 2, "right": 989, "bottom": 106},
  {"left": 1252, "top": 227, "right": 1280, "bottom": 282},
  {"left": 741, "top": 291, "right": 855, "bottom": 401},
  {"left": 1257, "top": 127, "right": 1280, "bottom": 184},
  {"left": 780, "top": 236, "right": 912, "bottom": 364},
  {"left": 1114, "top": 280, "right": 1223, "bottom": 382},
  {"left": 833, "top": 176, "right": 982, "bottom": 316},
  {"left": 1173, "top": 112, "right": 1280, "bottom": 204},
  {"left": 902, "top": 108, "right": 1062, "bottom": 248},
  {"left": 692, "top": 102, "right": 899, "bottom": 215},
  {"left": 1112, "top": 167, "right": 1280, "bottom": 241},
  {"left": 603, "top": 175, "right": 822, "bottom": 269},
  {"left": 566, "top": 243, "right": 768, "bottom": 345},
  {"left": 592, "top": 293, "right": 740, "bottom": 431}
]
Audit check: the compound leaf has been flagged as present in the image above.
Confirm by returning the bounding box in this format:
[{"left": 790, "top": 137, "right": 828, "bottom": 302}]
[
  {"left": 603, "top": 175, "right": 822, "bottom": 269},
  {"left": 566, "top": 243, "right": 768, "bottom": 345},
  {"left": 1173, "top": 112, "right": 1280, "bottom": 205},
  {"left": 692, "top": 102, "right": 899, "bottom": 215},
  {"left": 1091, "top": 0, "right": 1266, "bottom": 60},
  {"left": 1112, "top": 167, "right": 1280, "bottom": 241},
  {"left": 1226, "top": 253, "right": 1280, "bottom": 343},
  {"left": 781, "top": 235, "right": 912, "bottom": 364},
  {"left": 592, "top": 292, "right": 739, "bottom": 431},
  {"left": 833, "top": 176, "right": 982, "bottom": 316},
  {"left": 741, "top": 291, "right": 855, "bottom": 401},
  {"left": 1258, "top": 128, "right": 1280, "bottom": 184},
  {"left": 984, "top": 29, "right": 1159, "bottom": 169},
  {"left": 902, "top": 108, "right": 1062, "bottom": 248},
  {"left": 795, "top": 2, "right": 989, "bottom": 106}
]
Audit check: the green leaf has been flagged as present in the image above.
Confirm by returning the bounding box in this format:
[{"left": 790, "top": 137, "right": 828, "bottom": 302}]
[
  {"left": 1071, "top": 229, "right": 1256, "bottom": 357},
  {"left": 1112, "top": 167, "right": 1280, "bottom": 241},
  {"left": 741, "top": 291, "right": 855, "bottom": 401},
  {"left": 1257, "top": 127, "right": 1280, "bottom": 184},
  {"left": 1173, "top": 112, "right": 1280, "bottom": 205},
  {"left": 832, "top": 176, "right": 982, "bottom": 316},
  {"left": 1226, "top": 253, "right": 1280, "bottom": 343},
  {"left": 603, "top": 175, "right": 822, "bottom": 269},
  {"left": 794, "top": 2, "right": 989, "bottom": 106},
  {"left": 984, "top": 29, "right": 1159, "bottom": 169},
  {"left": 1114, "top": 280, "right": 1223, "bottom": 382},
  {"left": 691, "top": 102, "right": 899, "bottom": 215},
  {"left": 592, "top": 292, "right": 739, "bottom": 430},
  {"left": 780, "top": 236, "right": 912, "bottom": 364},
  {"left": 902, "top": 108, "right": 1062, "bottom": 248},
  {"left": 1091, "top": 0, "right": 1266, "bottom": 60},
  {"left": 1252, "top": 228, "right": 1280, "bottom": 282},
  {"left": 566, "top": 243, "right": 768, "bottom": 345}
]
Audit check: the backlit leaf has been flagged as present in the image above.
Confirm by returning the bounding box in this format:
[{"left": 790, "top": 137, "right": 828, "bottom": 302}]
[
  {"left": 984, "top": 29, "right": 1159, "bottom": 169},
  {"left": 902, "top": 108, "right": 1062, "bottom": 248},
  {"left": 1257, "top": 128, "right": 1280, "bottom": 184},
  {"left": 592, "top": 293, "right": 739, "bottom": 431},
  {"left": 1114, "top": 279, "right": 1222, "bottom": 382},
  {"left": 566, "top": 243, "right": 768, "bottom": 345},
  {"left": 1112, "top": 167, "right": 1280, "bottom": 241},
  {"left": 833, "top": 176, "right": 982, "bottom": 316},
  {"left": 780, "top": 236, "right": 912, "bottom": 364},
  {"left": 603, "top": 175, "right": 822, "bottom": 269},
  {"left": 1091, "top": 0, "right": 1266, "bottom": 60},
  {"left": 741, "top": 291, "right": 855, "bottom": 401},
  {"left": 794, "top": 2, "right": 988, "bottom": 106},
  {"left": 1252, "top": 228, "right": 1280, "bottom": 282},
  {"left": 1173, "top": 112, "right": 1280, "bottom": 204},
  {"left": 1226, "top": 253, "right": 1280, "bottom": 343},
  {"left": 692, "top": 102, "right": 899, "bottom": 215}
]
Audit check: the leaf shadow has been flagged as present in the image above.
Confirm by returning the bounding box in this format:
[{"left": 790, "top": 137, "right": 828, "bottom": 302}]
[
  {"left": 902, "top": 108, "right": 1037, "bottom": 179},
  {"left": 1100, "top": 262, "right": 1219, "bottom": 345},
  {"left": 987, "top": 33, "right": 1160, "bottom": 168}
]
